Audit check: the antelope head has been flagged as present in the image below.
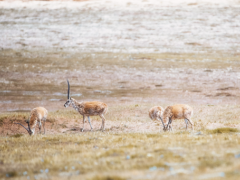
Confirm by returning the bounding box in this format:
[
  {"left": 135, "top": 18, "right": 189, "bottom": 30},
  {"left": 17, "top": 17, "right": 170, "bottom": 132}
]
[
  {"left": 14, "top": 121, "right": 33, "bottom": 135},
  {"left": 163, "top": 124, "right": 168, "bottom": 132},
  {"left": 64, "top": 79, "right": 72, "bottom": 108},
  {"left": 163, "top": 116, "right": 173, "bottom": 132}
]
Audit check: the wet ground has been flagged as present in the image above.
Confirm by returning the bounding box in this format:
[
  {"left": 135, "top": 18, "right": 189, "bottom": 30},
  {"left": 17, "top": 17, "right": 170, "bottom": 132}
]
[
  {"left": 0, "top": 0, "right": 240, "bottom": 113},
  {"left": 1, "top": 50, "right": 240, "bottom": 112}
]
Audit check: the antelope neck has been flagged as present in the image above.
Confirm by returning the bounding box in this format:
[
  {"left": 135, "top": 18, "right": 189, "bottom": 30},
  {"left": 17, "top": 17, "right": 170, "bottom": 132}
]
[{"left": 71, "top": 99, "right": 80, "bottom": 111}]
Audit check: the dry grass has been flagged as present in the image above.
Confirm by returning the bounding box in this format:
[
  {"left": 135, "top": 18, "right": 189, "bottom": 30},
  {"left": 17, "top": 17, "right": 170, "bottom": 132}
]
[
  {"left": 1, "top": 105, "right": 240, "bottom": 179},
  {"left": 0, "top": 127, "right": 240, "bottom": 179},
  {"left": 88, "top": 176, "right": 126, "bottom": 180},
  {"left": 207, "top": 128, "right": 239, "bottom": 134}
]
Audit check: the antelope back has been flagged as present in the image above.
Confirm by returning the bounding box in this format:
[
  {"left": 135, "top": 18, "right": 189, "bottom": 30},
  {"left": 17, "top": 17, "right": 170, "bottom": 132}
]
[
  {"left": 81, "top": 101, "right": 108, "bottom": 115},
  {"left": 171, "top": 104, "right": 192, "bottom": 119},
  {"left": 29, "top": 107, "right": 48, "bottom": 129}
]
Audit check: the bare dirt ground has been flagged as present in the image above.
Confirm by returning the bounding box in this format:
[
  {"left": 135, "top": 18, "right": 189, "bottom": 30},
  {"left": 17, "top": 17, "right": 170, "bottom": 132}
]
[{"left": 1, "top": 0, "right": 240, "bottom": 179}]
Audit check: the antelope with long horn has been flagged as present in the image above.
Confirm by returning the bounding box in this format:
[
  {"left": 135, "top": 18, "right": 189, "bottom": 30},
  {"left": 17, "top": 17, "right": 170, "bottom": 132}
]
[
  {"left": 163, "top": 104, "right": 194, "bottom": 131},
  {"left": 148, "top": 106, "right": 167, "bottom": 131},
  {"left": 64, "top": 80, "right": 108, "bottom": 132},
  {"left": 14, "top": 107, "right": 48, "bottom": 135}
]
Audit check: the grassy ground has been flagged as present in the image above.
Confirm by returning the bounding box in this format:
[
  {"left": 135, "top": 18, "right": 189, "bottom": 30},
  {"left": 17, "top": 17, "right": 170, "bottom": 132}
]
[
  {"left": 1, "top": 105, "right": 240, "bottom": 179},
  {"left": 1, "top": 129, "right": 240, "bottom": 180},
  {"left": 1, "top": 1, "right": 240, "bottom": 179}
]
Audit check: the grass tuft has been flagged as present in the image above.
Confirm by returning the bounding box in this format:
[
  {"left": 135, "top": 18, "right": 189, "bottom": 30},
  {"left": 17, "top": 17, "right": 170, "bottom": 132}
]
[
  {"left": 5, "top": 171, "right": 17, "bottom": 178},
  {"left": 10, "top": 134, "right": 24, "bottom": 138},
  {"left": 88, "top": 176, "right": 126, "bottom": 180},
  {"left": 207, "top": 128, "right": 239, "bottom": 134},
  {"left": 0, "top": 118, "right": 3, "bottom": 127},
  {"left": 47, "top": 118, "right": 56, "bottom": 123}
]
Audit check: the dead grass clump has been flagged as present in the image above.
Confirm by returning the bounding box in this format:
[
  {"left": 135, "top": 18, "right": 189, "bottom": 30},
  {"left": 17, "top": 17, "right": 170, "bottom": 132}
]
[
  {"left": 163, "top": 152, "right": 184, "bottom": 162},
  {"left": 58, "top": 124, "right": 68, "bottom": 128},
  {"left": 199, "top": 159, "right": 229, "bottom": 170},
  {"left": 207, "top": 128, "right": 239, "bottom": 134},
  {"left": 133, "top": 161, "right": 167, "bottom": 170},
  {"left": 0, "top": 118, "right": 3, "bottom": 127},
  {"left": 47, "top": 118, "right": 56, "bottom": 123},
  {"left": 43, "top": 137, "right": 60, "bottom": 142},
  {"left": 5, "top": 171, "right": 17, "bottom": 178},
  {"left": 122, "top": 143, "right": 139, "bottom": 148},
  {"left": 175, "top": 131, "right": 191, "bottom": 135},
  {"left": 99, "top": 149, "right": 125, "bottom": 157},
  {"left": 0, "top": 144, "right": 8, "bottom": 151},
  {"left": 88, "top": 176, "right": 126, "bottom": 180},
  {"left": 225, "top": 153, "right": 235, "bottom": 158},
  {"left": 0, "top": 113, "right": 27, "bottom": 124},
  {"left": 146, "top": 134, "right": 161, "bottom": 138},
  {"left": 10, "top": 134, "right": 24, "bottom": 138}
]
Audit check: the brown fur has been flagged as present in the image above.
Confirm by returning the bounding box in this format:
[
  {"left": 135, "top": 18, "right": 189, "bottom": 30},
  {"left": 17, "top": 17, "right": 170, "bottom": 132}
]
[
  {"left": 149, "top": 106, "right": 166, "bottom": 132},
  {"left": 163, "top": 104, "right": 194, "bottom": 131},
  {"left": 148, "top": 106, "right": 165, "bottom": 122},
  {"left": 65, "top": 97, "right": 108, "bottom": 132},
  {"left": 28, "top": 107, "right": 48, "bottom": 135},
  {"left": 74, "top": 100, "right": 108, "bottom": 116},
  {"left": 15, "top": 107, "right": 48, "bottom": 135}
]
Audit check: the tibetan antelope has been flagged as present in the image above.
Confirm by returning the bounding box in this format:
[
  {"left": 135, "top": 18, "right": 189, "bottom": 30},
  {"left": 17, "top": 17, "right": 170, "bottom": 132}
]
[
  {"left": 148, "top": 106, "right": 167, "bottom": 131},
  {"left": 64, "top": 80, "right": 108, "bottom": 132},
  {"left": 14, "top": 107, "right": 48, "bottom": 135},
  {"left": 163, "top": 104, "right": 194, "bottom": 131}
]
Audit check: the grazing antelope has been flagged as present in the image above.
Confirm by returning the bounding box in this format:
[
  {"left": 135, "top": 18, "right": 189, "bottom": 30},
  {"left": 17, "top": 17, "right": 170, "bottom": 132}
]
[
  {"left": 163, "top": 104, "right": 194, "bottom": 131},
  {"left": 148, "top": 106, "right": 167, "bottom": 131},
  {"left": 14, "top": 107, "right": 48, "bottom": 135},
  {"left": 64, "top": 80, "right": 108, "bottom": 132}
]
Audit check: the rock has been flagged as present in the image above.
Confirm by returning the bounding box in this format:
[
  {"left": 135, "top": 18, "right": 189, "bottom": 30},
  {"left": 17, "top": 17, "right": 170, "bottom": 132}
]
[{"left": 149, "top": 166, "right": 157, "bottom": 171}]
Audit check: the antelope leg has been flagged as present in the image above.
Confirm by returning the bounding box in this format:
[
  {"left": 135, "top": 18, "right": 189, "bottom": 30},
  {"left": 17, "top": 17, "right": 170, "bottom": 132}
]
[{"left": 87, "top": 116, "right": 93, "bottom": 131}]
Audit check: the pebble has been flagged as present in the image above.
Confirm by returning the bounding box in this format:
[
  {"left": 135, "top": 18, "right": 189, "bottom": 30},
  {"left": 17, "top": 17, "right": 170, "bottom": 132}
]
[
  {"left": 235, "top": 153, "right": 240, "bottom": 158},
  {"left": 149, "top": 166, "right": 157, "bottom": 171}
]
